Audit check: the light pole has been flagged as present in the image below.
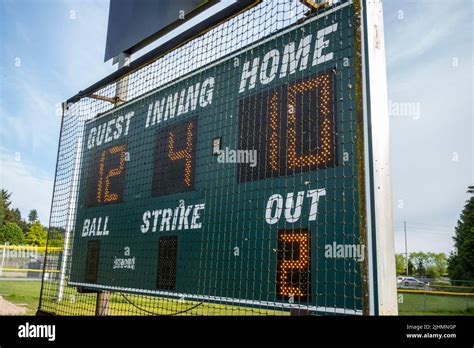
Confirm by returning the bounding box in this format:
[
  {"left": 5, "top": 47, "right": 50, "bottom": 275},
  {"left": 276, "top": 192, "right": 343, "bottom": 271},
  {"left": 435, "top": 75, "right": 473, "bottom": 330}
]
[{"left": 404, "top": 221, "right": 408, "bottom": 276}]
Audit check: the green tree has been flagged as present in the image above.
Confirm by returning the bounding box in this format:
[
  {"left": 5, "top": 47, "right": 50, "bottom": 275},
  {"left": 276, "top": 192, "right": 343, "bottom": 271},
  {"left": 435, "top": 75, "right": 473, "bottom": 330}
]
[
  {"left": 395, "top": 253, "right": 407, "bottom": 274},
  {"left": 25, "top": 222, "right": 48, "bottom": 246},
  {"left": 5, "top": 207, "right": 20, "bottom": 223},
  {"left": 1, "top": 189, "right": 12, "bottom": 209},
  {"left": 448, "top": 186, "right": 474, "bottom": 281},
  {"left": 409, "top": 252, "right": 429, "bottom": 277},
  {"left": 0, "top": 189, "right": 29, "bottom": 232},
  {"left": 409, "top": 251, "right": 448, "bottom": 279},
  {"left": 430, "top": 252, "right": 447, "bottom": 277},
  {"left": 0, "top": 222, "right": 25, "bottom": 245},
  {"left": 0, "top": 194, "right": 4, "bottom": 227},
  {"left": 5, "top": 207, "right": 28, "bottom": 231},
  {"left": 425, "top": 265, "right": 438, "bottom": 278},
  {"left": 28, "top": 209, "right": 38, "bottom": 223},
  {"left": 47, "top": 227, "right": 65, "bottom": 247},
  {"left": 0, "top": 189, "right": 12, "bottom": 227}
]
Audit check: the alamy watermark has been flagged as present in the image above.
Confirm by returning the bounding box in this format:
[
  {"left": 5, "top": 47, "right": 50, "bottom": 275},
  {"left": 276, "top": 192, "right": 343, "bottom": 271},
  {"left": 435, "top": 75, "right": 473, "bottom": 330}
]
[
  {"left": 324, "top": 242, "right": 365, "bottom": 262},
  {"left": 217, "top": 147, "right": 257, "bottom": 167},
  {"left": 388, "top": 99, "right": 421, "bottom": 120},
  {"left": 1, "top": 246, "right": 39, "bottom": 259},
  {"left": 18, "top": 322, "right": 55, "bottom": 341}
]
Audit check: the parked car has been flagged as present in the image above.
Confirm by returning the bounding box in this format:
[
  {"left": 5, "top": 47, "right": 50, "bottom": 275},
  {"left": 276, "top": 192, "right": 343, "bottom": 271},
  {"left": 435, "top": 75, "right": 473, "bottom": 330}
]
[
  {"left": 401, "top": 277, "right": 425, "bottom": 288},
  {"left": 397, "top": 276, "right": 405, "bottom": 284}
]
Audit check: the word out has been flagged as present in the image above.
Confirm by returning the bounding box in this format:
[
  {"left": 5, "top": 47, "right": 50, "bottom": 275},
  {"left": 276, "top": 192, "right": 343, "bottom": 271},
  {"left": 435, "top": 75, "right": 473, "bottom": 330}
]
[{"left": 265, "top": 189, "right": 326, "bottom": 224}]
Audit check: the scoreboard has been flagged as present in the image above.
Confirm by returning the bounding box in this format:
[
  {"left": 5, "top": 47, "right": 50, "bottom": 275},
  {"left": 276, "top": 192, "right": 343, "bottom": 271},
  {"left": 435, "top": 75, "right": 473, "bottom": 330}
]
[{"left": 68, "top": 0, "right": 396, "bottom": 315}]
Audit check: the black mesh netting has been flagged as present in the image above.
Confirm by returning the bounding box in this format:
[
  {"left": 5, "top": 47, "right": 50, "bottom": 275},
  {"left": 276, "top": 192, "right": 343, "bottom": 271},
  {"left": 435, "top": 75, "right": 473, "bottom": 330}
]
[{"left": 39, "top": 0, "right": 369, "bottom": 316}]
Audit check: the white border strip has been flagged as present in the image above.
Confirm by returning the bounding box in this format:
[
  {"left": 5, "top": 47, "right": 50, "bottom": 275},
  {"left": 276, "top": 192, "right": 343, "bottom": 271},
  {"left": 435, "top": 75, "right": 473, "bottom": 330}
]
[
  {"left": 88, "top": 0, "right": 353, "bottom": 122},
  {"left": 360, "top": 0, "right": 376, "bottom": 316},
  {"left": 69, "top": 281, "right": 363, "bottom": 315}
]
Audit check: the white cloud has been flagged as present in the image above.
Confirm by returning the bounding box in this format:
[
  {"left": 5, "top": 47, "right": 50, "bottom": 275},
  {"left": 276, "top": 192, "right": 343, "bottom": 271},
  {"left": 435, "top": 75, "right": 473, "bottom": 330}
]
[
  {"left": 385, "top": 1, "right": 471, "bottom": 68},
  {"left": 384, "top": 0, "right": 473, "bottom": 255},
  {"left": 0, "top": 74, "right": 61, "bottom": 151},
  {"left": 0, "top": 0, "right": 114, "bottom": 174},
  {"left": 0, "top": 148, "right": 54, "bottom": 224},
  {"left": 394, "top": 229, "right": 455, "bottom": 255}
]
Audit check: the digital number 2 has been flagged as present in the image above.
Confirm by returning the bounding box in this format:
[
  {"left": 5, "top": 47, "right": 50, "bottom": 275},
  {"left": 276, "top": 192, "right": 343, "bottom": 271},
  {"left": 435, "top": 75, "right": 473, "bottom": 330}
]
[{"left": 276, "top": 229, "right": 311, "bottom": 302}]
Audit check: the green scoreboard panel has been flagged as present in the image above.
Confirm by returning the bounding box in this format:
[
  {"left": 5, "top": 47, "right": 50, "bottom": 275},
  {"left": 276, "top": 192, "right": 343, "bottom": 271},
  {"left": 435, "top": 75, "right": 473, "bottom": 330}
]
[{"left": 69, "top": 1, "right": 373, "bottom": 314}]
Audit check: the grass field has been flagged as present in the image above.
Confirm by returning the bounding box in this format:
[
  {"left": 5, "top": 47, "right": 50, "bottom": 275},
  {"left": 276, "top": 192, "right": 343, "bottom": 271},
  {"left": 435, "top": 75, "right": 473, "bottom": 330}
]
[
  {"left": 0, "top": 280, "right": 473, "bottom": 315},
  {"left": 0, "top": 280, "right": 41, "bottom": 315},
  {"left": 7, "top": 280, "right": 288, "bottom": 316},
  {"left": 398, "top": 292, "right": 473, "bottom": 316}
]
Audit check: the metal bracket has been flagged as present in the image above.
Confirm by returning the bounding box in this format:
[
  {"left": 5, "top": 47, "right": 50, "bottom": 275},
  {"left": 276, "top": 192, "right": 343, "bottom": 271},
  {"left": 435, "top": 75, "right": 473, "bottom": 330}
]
[
  {"left": 88, "top": 94, "right": 124, "bottom": 104},
  {"left": 300, "top": 0, "right": 332, "bottom": 16}
]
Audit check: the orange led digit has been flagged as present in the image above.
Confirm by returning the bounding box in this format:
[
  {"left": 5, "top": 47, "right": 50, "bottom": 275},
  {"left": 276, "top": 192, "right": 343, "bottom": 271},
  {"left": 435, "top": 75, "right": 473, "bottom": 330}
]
[
  {"left": 167, "top": 121, "right": 194, "bottom": 187},
  {"left": 152, "top": 118, "right": 197, "bottom": 196},
  {"left": 276, "top": 229, "right": 311, "bottom": 301},
  {"left": 287, "top": 73, "right": 333, "bottom": 169},
  {"left": 269, "top": 92, "right": 279, "bottom": 171},
  {"left": 104, "top": 144, "right": 127, "bottom": 202},
  {"left": 86, "top": 143, "right": 127, "bottom": 207},
  {"left": 96, "top": 150, "right": 106, "bottom": 204}
]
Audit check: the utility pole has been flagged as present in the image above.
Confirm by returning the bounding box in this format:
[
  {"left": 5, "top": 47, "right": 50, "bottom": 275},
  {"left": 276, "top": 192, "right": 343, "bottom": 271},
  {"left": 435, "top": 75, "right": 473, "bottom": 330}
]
[{"left": 404, "top": 221, "right": 408, "bottom": 276}]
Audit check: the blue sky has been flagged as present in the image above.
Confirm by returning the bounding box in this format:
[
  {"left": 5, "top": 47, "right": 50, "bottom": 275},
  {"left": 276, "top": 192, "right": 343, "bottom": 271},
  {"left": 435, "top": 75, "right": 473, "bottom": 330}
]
[
  {"left": 0, "top": 0, "right": 472, "bottom": 254},
  {"left": 383, "top": 0, "right": 473, "bottom": 253},
  {"left": 1, "top": 0, "right": 114, "bottom": 223}
]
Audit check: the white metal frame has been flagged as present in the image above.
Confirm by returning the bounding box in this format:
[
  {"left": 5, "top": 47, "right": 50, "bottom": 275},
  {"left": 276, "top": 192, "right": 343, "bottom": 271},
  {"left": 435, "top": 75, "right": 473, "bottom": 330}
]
[{"left": 361, "top": 0, "right": 398, "bottom": 315}]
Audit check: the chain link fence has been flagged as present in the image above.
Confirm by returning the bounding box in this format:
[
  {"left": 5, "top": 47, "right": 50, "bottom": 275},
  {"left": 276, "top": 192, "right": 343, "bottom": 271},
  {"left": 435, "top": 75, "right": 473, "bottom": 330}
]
[{"left": 0, "top": 245, "right": 62, "bottom": 280}]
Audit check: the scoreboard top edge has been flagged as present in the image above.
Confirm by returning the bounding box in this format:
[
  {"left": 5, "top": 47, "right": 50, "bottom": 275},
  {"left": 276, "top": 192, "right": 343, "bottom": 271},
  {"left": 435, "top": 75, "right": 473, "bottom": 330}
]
[{"left": 83, "top": 0, "right": 354, "bottom": 127}]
